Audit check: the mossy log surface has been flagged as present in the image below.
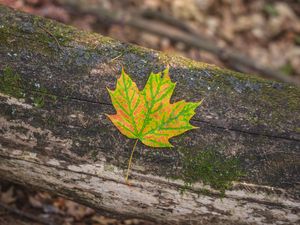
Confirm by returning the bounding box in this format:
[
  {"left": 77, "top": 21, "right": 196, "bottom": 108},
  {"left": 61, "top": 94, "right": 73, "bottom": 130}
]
[{"left": 0, "top": 6, "right": 299, "bottom": 225}]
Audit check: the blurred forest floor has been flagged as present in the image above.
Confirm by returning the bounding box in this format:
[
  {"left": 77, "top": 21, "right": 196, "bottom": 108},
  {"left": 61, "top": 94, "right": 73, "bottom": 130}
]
[{"left": 0, "top": 0, "right": 300, "bottom": 224}]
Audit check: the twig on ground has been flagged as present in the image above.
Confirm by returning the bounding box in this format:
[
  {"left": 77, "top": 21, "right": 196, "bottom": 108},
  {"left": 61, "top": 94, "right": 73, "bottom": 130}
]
[
  {"left": 110, "top": 53, "right": 123, "bottom": 62},
  {"left": 38, "top": 24, "right": 62, "bottom": 50},
  {"left": 141, "top": 9, "right": 199, "bottom": 36}
]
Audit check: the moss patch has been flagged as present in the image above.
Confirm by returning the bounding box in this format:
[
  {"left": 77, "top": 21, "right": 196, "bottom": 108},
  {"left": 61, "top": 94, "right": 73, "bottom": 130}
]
[
  {"left": 179, "top": 147, "right": 244, "bottom": 194},
  {"left": 0, "top": 66, "right": 57, "bottom": 108},
  {"left": 30, "top": 86, "right": 57, "bottom": 108},
  {"left": 32, "top": 16, "right": 74, "bottom": 47},
  {"left": 0, "top": 66, "right": 25, "bottom": 98}
]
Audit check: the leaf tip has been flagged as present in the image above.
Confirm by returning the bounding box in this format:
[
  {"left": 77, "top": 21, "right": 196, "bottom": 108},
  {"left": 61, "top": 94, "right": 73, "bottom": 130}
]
[{"left": 121, "top": 67, "right": 127, "bottom": 78}]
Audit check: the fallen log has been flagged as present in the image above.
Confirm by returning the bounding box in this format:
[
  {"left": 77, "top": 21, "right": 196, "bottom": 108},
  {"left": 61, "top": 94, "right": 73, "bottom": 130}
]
[{"left": 0, "top": 6, "right": 299, "bottom": 225}]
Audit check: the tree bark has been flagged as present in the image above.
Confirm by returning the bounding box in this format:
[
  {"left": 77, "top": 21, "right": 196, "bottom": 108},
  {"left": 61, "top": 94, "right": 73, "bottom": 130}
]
[{"left": 0, "top": 6, "right": 299, "bottom": 225}]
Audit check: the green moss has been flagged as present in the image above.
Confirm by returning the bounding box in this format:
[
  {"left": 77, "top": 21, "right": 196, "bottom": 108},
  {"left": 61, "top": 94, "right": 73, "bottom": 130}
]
[
  {"left": 157, "top": 51, "right": 211, "bottom": 70},
  {"left": 0, "top": 24, "right": 57, "bottom": 56},
  {"left": 31, "top": 87, "right": 57, "bottom": 108},
  {"left": 32, "top": 16, "right": 74, "bottom": 46},
  {"left": 44, "top": 115, "right": 56, "bottom": 128},
  {"left": 0, "top": 12, "right": 78, "bottom": 57},
  {"left": 90, "top": 149, "right": 99, "bottom": 162},
  {"left": 1, "top": 5, "right": 119, "bottom": 55},
  {"left": 179, "top": 147, "right": 244, "bottom": 194},
  {"left": 284, "top": 87, "right": 300, "bottom": 111},
  {"left": 0, "top": 67, "right": 57, "bottom": 108},
  {"left": 0, "top": 66, "right": 25, "bottom": 98},
  {"left": 184, "top": 62, "right": 300, "bottom": 128},
  {"left": 128, "top": 45, "right": 148, "bottom": 55}
]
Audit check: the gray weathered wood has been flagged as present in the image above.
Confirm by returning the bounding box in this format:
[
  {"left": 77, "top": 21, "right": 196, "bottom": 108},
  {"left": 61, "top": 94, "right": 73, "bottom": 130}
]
[{"left": 0, "top": 6, "right": 299, "bottom": 225}]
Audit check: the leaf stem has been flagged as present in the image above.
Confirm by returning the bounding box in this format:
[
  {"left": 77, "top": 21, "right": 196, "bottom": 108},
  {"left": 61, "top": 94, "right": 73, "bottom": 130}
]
[{"left": 125, "top": 139, "right": 138, "bottom": 183}]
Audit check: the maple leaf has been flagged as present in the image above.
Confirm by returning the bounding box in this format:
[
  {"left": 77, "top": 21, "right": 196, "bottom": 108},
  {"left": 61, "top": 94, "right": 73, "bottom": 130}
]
[
  {"left": 106, "top": 67, "right": 202, "bottom": 181},
  {"left": 107, "top": 68, "right": 202, "bottom": 147}
]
